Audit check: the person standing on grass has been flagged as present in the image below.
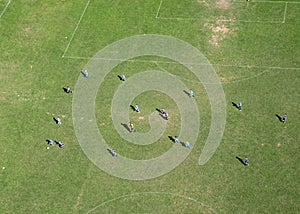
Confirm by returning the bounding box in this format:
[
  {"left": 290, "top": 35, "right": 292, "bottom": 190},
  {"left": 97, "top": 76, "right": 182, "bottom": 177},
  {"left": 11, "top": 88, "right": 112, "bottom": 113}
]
[
  {"left": 48, "top": 139, "right": 54, "bottom": 146},
  {"left": 121, "top": 74, "right": 126, "bottom": 81},
  {"left": 165, "top": 112, "right": 169, "bottom": 120},
  {"left": 282, "top": 113, "right": 287, "bottom": 123},
  {"left": 112, "top": 149, "right": 117, "bottom": 157},
  {"left": 135, "top": 104, "right": 140, "bottom": 113},
  {"left": 56, "top": 117, "right": 61, "bottom": 125},
  {"left": 129, "top": 122, "right": 134, "bottom": 133},
  {"left": 174, "top": 136, "right": 179, "bottom": 143},
  {"left": 83, "top": 69, "right": 88, "bottom": 79},
  {"left": 237, "top": 102, "right": 242, "bottom": 111},
  {"left": 58, "top": 141, "right": 64, "bottom": 148},
  {"left": 66, "top": 86, "right": 72, "bottom": 93},
  {"left": 245, "top": 157, "right": 249, "bottom": 166},
  {"left": 189, "top": 89, "right": 194, "bottom": 98},
  {"left": 185, "top": 142, "right": 191, "bottom": 149}
]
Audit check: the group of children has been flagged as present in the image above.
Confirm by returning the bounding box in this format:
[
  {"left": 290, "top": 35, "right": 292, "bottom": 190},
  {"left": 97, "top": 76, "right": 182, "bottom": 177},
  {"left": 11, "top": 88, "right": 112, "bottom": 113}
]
[
  {"left": 55, "top": 71, "right": 288, "bottom": 163},
  {"left": 121, "top": 73, "right": 194, "bottom": 152},
  {"left": 234, "top": 101, "right": 287, "bottom": 166},
  {"left": 47, "top": 139, "right": 65, "bottom": 149},
  {"left": 46, "top": 72, "right": 81, "bottom": 149},
  {"left": 174, "top": 136, "right": 191, "bottom": 149}
]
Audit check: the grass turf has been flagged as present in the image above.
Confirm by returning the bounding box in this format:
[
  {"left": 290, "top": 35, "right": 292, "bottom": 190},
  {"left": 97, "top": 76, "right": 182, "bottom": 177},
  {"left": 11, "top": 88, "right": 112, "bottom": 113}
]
[{"left": 0, "top": 0, "right": 299, "bottom": 213}]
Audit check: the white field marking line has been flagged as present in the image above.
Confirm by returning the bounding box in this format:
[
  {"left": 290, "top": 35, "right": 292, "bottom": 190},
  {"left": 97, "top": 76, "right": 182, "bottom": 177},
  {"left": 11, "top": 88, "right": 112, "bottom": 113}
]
[
  {"left": 72, "top": 164, "right": 92, "bottom": 211},
  {"left": 215, "top": 19, "right": 282, "bottom": 24},
  {"left": 233, "top": 0, "right": 300, "bottom": 4},
  {"left": 155, "top": 0, "right": 296, "bottom": 23},
  {"left": 157, "top": 17, "right": 283, "bottom": 24},
  {"left": 62, "top": 56, "right": 300, "bottom": 71},
  {"left": 61, "top": 0, "right": 91, "bottom": 58},
  {"left": 155, "top": 0, "right": 163, "bottom": 18},
  {"left": 156, "top": 16, "right": 284, "bottom": 24},
  {"left": 154, "top": 61, "right": 203, "bottom": 84},
  {"left": 155, "top": 61, "right": 272, "bottom": 85},
  {"left": 224, "top": 69, "right": 270, "bottom": 84},
  {"left": 0, "top": 0, "right": 11, "bottom": 19},
  {"left": 86, "top": 191, "right": 217, "bottom": 214},
  {"left": 282, "top": 2, "right": 288, "bottom": 23}
]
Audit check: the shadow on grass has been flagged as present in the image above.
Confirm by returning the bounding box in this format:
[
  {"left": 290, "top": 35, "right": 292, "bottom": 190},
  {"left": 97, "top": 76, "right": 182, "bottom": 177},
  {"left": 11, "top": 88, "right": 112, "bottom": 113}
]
[
  {"left": 168, "top": 136, "right": 175, "bottom": 142},
  {"left": 183, "top": 90, "right": 190, "bottom": 97},
  {"left": 236, "top": 156, "right": 246, "bottom": 166},
  {"left": 117, "top": 75, "right": 123, "bottom": 81},
  {"left": 156, "top": 108, "right": 162, "bottom": 113},
  {"left": 232, "top": 102, "right": 239, "bottom": 110},
  {"left": 275, "top": 114, "right": 282, "bottom": 122},
  {"left": 53, "top": 117, "right": 59, "bottom": 124},
  {"left": 121, "top": 123, "right": 131, "bottom": 132},
  {"left": 130, "top": 105, "right": 135, "bottom": 112},
  {"left": 107, "top": 149, "right": 114, "bottom": 157},
  {"left": 180, "top": 141, "right": 186, "bottom": 147}
]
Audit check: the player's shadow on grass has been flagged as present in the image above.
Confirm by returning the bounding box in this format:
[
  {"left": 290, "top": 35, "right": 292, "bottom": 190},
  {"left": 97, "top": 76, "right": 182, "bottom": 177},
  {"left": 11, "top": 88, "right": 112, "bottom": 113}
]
[
  {"left": 232, "top": 102, "right": 239, "bottom": 110},
  {"left": 130, "top": 105, "right": 136, "bottom": 112},
  {"left": 275, "top": 114, "right": 283, "bottom": 122},
  {"left": 117, "top": 75, "right": 123, "bottom": 81},
  {"left": 168, "top": 136, "right": 175, "bottom": 142},
  {"left": 156, "top": 108, "right": 162, "bottom": 113},
  {"left": 236, "top": 156, "right": 247, "bottom": 166},
  {"left": 53, "top": 117, "right": 59, "bottom": 124},
  {"left": 183, "top": 90, "right": 190, "bottom": 97},
  {"left": 156, "top": 108, "right": 165, "bottom": 119},
  {"left": 159, "top": 113, "right": 166, "bottom": 119},
  {"left": 121, "top": 123, "right": 131, "bottom": 132},
  {"left": 179, "top": 141, "right": 186, "bottom": 147},
  {"left": 107, "top": 149, "right": 115, "bottom": 157}
]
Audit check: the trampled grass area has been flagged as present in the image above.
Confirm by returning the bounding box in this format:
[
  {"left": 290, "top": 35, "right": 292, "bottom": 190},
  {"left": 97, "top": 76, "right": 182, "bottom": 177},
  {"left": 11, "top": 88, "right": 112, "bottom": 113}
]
[{"left": 0, "top": 0, "right": 299, "bottom": 213}]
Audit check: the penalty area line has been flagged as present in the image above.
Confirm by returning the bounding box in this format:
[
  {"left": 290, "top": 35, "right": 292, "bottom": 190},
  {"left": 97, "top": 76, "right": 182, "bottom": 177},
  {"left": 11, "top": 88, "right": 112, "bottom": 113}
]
[
  {"left": 62, "top": 56, "right": 300, "bottom": 71},
  {"left": 282, "top": 2, "right": 288, "bottom": 24},
  {"left": 0, "top": 0, "right": 11, "bottom": 19},
  {"left": 86, "top": 192, "right": 217, "bottom": 214},
  {"left": 155, "top": 0, "right": 163, "bottom": 18},
  {"left": 61, "top": 0, "right": 91, "bottom": 58}
]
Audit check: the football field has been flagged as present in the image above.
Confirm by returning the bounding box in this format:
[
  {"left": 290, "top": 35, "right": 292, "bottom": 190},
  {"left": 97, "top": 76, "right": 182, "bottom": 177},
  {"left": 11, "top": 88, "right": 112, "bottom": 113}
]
[{"left": 0, "top": 0, "right": 299, "bottom": 213}]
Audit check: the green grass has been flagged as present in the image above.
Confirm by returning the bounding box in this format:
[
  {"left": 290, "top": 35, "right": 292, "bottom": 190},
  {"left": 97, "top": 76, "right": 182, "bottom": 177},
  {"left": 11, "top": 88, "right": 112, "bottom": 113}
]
[{"left": 0, "top": 0, "right": 299, "bottom": 213}]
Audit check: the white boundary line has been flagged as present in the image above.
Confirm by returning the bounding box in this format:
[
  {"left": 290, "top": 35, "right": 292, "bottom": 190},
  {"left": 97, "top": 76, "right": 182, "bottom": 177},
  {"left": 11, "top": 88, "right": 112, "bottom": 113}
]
[
  {"left": 61, "top": 0, "right": 91, "bottom": 58},
  {"left": 0, "top": 0, "right": 11, "bottom": 19},
  {"left": 155, "top": 0, "right": 299, "bottom": 24},
  {"left": 242, "top": 0, "right": 300, "bottom": 3},
  {"left": 282, "top": 2, "right": 288, "bottom": 23},
  {"left": 62, "top": 56, "right": 300, "bottom": 70},
  {"left": 155, "top": 0, "right": 163, "bottom": 18},
  {"left": 154, "top": 61, "right": 273, "bottom": 85},
  {"left": 86, "top": 191, "right": 217, "bottom": 214},
  {"left": 157, "top": 16, "right": 283, "bottom": 24}
]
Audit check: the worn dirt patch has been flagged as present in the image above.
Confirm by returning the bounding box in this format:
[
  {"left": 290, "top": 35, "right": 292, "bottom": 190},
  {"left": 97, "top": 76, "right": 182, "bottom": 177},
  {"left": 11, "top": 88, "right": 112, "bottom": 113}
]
[
  {"left": 24, "top": 27, "right": 32, "bottom": 35},
  {"left": 216, "top": 0, "right": 231, "bottom": 9},
  {"left": 205, "top": 19, "right": 236, "bottom": 46}
]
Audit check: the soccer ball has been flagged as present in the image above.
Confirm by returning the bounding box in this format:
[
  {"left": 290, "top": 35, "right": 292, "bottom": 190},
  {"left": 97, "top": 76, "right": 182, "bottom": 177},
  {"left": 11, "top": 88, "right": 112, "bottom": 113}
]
[{"left": 47, "top": 147, "right": 50, "bottom": 149}]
